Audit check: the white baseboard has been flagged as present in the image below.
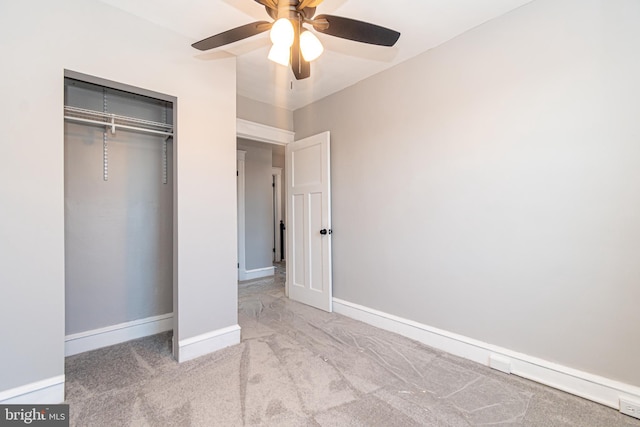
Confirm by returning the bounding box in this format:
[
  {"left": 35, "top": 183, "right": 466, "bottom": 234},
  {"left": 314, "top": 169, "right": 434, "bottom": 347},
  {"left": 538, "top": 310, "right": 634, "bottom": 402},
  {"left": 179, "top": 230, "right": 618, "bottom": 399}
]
[
  {"left": 333, "top": 298, "right": 640, "bottom": 411},
  {"left": 177, "top": 324, "right": 241, "bottom": 363},
  {"left": 239, "top": 266, "right": 275, "bottom": 281},
  {"left": 65, "top": 313, "right": 173, "bottom": 356},
  {"left": 0, "top": 375, "right": 65, "bottom": 404}
]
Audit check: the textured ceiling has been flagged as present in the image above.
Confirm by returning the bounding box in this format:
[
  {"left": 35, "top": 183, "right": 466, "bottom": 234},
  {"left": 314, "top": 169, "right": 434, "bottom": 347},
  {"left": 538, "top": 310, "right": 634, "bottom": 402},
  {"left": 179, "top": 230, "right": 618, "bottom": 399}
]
[{"left": 99, "top": 0, "right": 534, "bottom": 111}]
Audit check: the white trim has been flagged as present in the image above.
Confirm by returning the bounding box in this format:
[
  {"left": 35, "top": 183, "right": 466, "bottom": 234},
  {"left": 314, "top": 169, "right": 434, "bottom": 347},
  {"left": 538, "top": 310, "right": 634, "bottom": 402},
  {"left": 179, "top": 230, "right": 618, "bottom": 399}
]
[
  {"left": 333, "top": 298, "right": 640, "bottom": 411},
  {"left": 237, "top": 118, "right": 295, "bottom": 145},
  {"left": 0, "top": 375, "right": 65, "bottom": 404},
  {"left": 237, "top": 150, "right": 247, "bottom": 277},
  {"left": 177, "top": 324, "right": 241, "bottom": 363},
  {"left": 239, "top": 266, "right": 275, "bottom": 281},
  {"left": 65, "top": 313, "right": 173, "bottom": 356}
]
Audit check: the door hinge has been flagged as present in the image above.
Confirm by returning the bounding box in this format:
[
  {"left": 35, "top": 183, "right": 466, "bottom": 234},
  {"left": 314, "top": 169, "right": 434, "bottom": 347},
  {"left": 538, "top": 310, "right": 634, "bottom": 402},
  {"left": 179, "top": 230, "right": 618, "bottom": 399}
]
[
  {"left": 273, "top": 248, "right": 276, "bottom": 253},
  {"left": 237, "top": 170, "right": 239, "bottom": 176},
  {"left": 237, "top": 263, "right": 239, "bottom": 268}
]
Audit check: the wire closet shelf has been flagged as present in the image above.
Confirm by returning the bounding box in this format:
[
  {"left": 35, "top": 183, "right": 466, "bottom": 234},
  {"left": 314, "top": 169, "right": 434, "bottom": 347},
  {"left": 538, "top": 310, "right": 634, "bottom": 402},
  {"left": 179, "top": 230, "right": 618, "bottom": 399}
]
[{"left": 64, "top": 106, "right": 174, "bottom": 137}]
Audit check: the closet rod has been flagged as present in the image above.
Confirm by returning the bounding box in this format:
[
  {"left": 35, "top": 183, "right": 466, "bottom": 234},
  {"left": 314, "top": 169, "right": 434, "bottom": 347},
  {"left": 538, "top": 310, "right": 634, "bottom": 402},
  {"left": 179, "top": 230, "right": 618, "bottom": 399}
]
[
  {"left": 64, "top": 106, "right": 173, "bottom": 137},
  {"left": 64, "top": 116, "right": 174, "bottom": 137}
]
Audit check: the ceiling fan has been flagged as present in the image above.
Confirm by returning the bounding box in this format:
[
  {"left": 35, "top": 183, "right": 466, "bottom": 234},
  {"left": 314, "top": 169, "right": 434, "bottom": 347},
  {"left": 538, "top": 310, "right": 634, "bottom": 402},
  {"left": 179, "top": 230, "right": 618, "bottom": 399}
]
[{"left": 191, "top": 0, "right": 401, "bottom": 80}]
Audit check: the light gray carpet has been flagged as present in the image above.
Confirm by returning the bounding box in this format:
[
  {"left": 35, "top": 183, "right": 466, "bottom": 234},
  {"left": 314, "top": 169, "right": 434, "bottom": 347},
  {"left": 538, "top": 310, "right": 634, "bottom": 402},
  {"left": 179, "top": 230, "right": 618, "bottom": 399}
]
[{"left": 65, "top": 266, "right": 640, "bottom": 426}]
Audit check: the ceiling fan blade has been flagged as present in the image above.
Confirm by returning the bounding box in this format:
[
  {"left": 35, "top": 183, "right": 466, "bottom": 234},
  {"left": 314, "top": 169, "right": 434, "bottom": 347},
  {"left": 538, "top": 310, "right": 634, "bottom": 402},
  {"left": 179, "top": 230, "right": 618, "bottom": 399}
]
[
  {"left": 313, "top": 15, "right": 400, "bottom": 47},
  {"left": 192, "top": 21, "right": 271, "bottom": 51},
  {"left": 291, "top": 20, "right": 310, "bottom": 80}
]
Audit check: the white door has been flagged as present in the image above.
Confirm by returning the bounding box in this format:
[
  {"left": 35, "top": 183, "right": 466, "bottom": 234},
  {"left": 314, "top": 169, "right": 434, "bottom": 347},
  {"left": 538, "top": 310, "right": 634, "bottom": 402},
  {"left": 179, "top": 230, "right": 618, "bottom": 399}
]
[{"left": 286, "top": 131, "right": 332, "bottom": 312}]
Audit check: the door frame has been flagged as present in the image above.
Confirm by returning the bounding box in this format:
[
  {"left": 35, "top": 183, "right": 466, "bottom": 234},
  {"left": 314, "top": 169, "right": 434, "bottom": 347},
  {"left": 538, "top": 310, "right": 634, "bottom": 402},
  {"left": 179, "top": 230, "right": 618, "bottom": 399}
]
[
  {"left": 235, "top": 119, "right": 294, "bottom": 284},
  {"left": 237, "top": 119, "right": 295, "bottom": 146},
  {"left": 272, "top": 167, "right": 283, "bottom": 263},
  {"left": 237, "top": 150, "right": 247, "bottom": 276}
]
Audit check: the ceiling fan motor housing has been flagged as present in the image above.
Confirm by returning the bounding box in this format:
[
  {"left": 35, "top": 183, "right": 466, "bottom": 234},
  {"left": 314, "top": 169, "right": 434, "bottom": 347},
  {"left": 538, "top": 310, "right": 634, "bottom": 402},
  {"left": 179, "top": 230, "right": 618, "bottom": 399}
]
[{"left": 266, "top": 0, "right": 316, "bottom": 21}]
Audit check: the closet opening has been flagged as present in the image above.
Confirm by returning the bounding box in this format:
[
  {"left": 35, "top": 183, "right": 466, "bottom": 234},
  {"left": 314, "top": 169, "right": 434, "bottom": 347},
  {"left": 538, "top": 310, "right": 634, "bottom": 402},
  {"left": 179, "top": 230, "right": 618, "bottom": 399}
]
[{"left": 63, "top": 70, "right": 177, "bottom": 359}]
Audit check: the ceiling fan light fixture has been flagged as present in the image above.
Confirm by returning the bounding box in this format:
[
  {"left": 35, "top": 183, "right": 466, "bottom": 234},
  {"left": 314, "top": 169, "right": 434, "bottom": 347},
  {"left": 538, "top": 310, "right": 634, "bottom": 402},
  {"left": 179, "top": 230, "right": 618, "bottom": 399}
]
[
  {"left": 270, "top": 18, "right": 294, "bottom": 47},
  {"left": 300, "top": 29, "right": 324, "bottom": 62},
  {"left": 192, "top": 0, "right": 401, "bottom": 81},
  {"left": 268, "top": 44, "right": 291, "bottom": 66}
]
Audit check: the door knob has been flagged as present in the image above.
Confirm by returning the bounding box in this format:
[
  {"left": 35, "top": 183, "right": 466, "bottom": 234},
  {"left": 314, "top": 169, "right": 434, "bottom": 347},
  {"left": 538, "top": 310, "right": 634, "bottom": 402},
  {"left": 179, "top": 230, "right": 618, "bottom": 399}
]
[{"left": 320, "top": 229, "right": 332, "bottom": 235}]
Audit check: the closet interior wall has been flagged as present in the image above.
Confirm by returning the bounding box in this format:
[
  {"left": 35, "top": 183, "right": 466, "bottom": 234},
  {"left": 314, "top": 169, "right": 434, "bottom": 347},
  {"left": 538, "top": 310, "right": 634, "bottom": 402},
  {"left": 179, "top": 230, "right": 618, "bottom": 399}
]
[{"left": 64, "top": 78, "right": 173, "bottom": 340}]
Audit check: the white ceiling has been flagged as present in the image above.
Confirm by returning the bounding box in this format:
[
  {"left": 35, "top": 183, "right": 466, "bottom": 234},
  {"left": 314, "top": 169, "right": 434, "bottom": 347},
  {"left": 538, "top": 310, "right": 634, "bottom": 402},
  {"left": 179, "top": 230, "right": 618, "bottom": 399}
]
[{"left": 99, "top": 0, "right": 534, "bottom": 111}]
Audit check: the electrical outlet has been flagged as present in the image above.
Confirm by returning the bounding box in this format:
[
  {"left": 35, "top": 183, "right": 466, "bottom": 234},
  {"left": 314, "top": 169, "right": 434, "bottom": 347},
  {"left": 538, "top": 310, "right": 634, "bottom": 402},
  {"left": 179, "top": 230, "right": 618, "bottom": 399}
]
[{"left": 620, "top": 397, "right": 640, "bottom": 419}]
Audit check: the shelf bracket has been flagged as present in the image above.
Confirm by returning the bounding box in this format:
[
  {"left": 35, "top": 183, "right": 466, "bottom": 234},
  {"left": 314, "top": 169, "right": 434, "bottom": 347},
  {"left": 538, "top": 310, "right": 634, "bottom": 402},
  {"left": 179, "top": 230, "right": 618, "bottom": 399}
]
[
  {"left": 103, "top": 88, "right": 109, "bottom": 181},
  {"left": 103, "top": 131, "right": 108, "bottom": 181},
  {"left": 162, "top": 138, "right": 168, "bottom": 185}
]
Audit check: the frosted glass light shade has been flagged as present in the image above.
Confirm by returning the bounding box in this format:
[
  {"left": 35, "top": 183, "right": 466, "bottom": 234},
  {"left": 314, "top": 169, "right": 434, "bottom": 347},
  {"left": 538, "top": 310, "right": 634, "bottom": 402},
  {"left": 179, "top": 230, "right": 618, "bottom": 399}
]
[
  {"left": 300, "top": 30, "right": 324, "bottom": 62},
  {"left": 268, "top": 44, "right": 290, "bottom": 66},
  {"left": 270, "top": 18, "right": 294, "bottom": 47}
]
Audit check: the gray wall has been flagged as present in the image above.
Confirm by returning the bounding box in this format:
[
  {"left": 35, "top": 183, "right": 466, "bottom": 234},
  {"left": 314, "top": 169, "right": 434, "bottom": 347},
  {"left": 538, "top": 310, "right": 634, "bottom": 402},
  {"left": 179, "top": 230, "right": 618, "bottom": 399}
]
[
  {"left": 237, "top": 96, "right": 294, "bottom": 131},
  {"left": 272, "top": 145, "right": 285, "bottom": 170},
  {"left": 64, "top": 81, "right": 173, "bottom": 334},
  {"left": 294, "top": 0, "right": 640, "bottom": 387},
  {"left": 238, "top": 139, "right": 275, "bottom": 270},
  {"left": 1, "top": 0, "right": 237, "bottom": 396}
]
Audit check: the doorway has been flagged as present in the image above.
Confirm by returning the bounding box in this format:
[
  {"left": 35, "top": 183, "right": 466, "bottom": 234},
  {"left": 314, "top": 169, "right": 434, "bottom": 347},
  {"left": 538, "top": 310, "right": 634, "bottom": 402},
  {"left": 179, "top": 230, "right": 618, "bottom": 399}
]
[
  {"left": 235, "top": 121, "right": 333, "bottom": 312},
  {"left": 236, "top": 120, "right": 293, "bottom": 291},
  {"left": 237, "top": 139, "right": 284, "bottom": 281}
]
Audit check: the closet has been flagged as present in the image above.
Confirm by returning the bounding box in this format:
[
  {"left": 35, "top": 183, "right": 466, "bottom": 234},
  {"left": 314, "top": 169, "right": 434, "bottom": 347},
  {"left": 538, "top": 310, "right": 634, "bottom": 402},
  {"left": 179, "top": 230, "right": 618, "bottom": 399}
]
[{"left": 64, "top": 75, "right": 174, "bottom": 355}]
